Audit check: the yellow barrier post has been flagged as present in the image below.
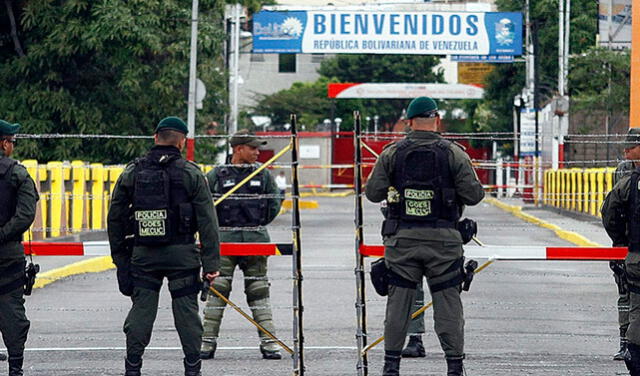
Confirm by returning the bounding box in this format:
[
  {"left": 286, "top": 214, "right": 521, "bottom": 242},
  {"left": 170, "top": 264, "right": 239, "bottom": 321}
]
[
  {"left": 22, "top": 160, "right": 43, "bottom": 240},
  {"left": 560, "top": 170, "right": 566, "bottom": 209},
  {"left": 596, "top": 169, "right": 605, "bottom": 218},
  {"left": 589, "top": 170, "right": 597, "bottom": 216},
  {"left": 543, "top": 170, "right": 549, "bottom": 205},
  {"left": 70, "top": 161, "right": 87, "bottom": 233},
  {"left": 90, "top": 163, "right": 105, "bottom": 230},
  {"left": 47, "top": 161, "right": 66, "bottom": 237},
  {"left": 570, "top": 170, "right": 578, "bottom": 211},
  {"left": 582, "top": 170, "right": 589, "bottom": 214}
]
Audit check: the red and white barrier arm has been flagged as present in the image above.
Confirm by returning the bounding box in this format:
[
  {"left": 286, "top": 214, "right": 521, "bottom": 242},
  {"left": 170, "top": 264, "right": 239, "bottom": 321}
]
[
  {"left": 359, "top": 244, "right": 627, "bottom": 261},
  {"left": 24, "top": 242, "right": 294, "bottom": 257}
]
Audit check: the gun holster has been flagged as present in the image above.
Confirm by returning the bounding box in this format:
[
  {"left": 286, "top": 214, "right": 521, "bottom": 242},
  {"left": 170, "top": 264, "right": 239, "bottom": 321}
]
[
  {"left": 201, "top": 279, "right": 211, "bottom": 302},
  {"left": 457, "top": 218, "right": 478, "bottom": 245},
  {"left": 370, "top": 258, "right": 390, "bottom": 296},
  {"left": 24, "top": 262, "right": 40, "bottom": 296},
  {"left": 461, "top": 259, "right": 478, "bottom": 292},
  {"left": 610, "top": 260, "right": 628, "bottom": 295}
]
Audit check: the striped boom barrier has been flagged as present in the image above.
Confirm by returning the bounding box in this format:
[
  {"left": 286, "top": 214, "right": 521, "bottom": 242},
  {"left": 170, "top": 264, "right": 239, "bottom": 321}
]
[
  {"left": 358, "top": 244, "right": 627, "bottom": 260},
  {"left": 24, "top": 242, "right": 294, "bottom": 257}
]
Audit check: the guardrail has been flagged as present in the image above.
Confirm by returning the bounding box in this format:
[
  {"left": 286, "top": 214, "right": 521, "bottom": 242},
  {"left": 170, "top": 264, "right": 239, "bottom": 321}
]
[{"left": 542, "top": 167, "right": 615, "bottom": 217}]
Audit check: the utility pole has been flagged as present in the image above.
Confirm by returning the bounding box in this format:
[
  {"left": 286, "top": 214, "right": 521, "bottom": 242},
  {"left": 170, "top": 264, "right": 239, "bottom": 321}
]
[
  {"left": 228, "top": 3, "right": 242, "bottom": 136},
  {"left": 186, "top": 0, "right": 199, "bottom": 161},
  {"left": 556, "top": 0, "right": 570, "bottom": 169}
]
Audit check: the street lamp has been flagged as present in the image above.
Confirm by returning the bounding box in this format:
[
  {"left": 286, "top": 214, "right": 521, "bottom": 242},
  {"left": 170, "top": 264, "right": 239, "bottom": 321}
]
[
  {"left": 334, "top": 117, "right": 342, "bottom": 133},
  {"left": 373, "top": 115, "right": 379, "bottom": 134}
]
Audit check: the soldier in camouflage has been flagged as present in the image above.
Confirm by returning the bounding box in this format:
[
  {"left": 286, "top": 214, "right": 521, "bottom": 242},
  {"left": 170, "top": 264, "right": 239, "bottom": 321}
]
[{"left": 200, "top": 130, "right": 283, "bottom": 360}]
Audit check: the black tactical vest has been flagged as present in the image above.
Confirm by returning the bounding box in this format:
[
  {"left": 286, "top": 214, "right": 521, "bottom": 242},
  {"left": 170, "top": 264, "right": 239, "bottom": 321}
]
[
  {"left": 214, "top": 166, "right": 269, "bottom": 228},
  {"left": 387, "top": 139, "right": 460, "bottom": 228},
  {"left": 0, "top": 157, "right": 20, "bottom": 241},
  {"left": 132, "top": 150, "right": 195, "bottom": 246},
  {"left": 628, "top": 170, "right": 640, "bottom": 252}
]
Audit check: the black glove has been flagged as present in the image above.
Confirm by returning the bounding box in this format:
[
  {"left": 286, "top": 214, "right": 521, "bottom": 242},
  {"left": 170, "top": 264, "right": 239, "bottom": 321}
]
[
  {"left": 116, "top": 262, "right": 134, "bottom": 297},
  {"left": 457, "top": 218, "right": 477, "bottom": 245}
]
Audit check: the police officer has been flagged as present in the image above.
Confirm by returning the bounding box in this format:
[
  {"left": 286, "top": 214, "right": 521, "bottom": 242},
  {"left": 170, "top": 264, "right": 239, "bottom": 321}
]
[
  {"left": 365, "top": 97, "right": 484, "bottom": 376},
  {"left": 602, "top": 128, "right": 640, "bottom": 375},
  {"left": 200, "top": 130, "right": 283, "bottom": 360},
  {"left": 611, "top": 158, "right": 635, "bottom": 361},
  {"left": 107, "top": 117, "right": 220, "bottom": 376},
  {"left": 0, "top": 120, "right": 38, "bottom": 376}
]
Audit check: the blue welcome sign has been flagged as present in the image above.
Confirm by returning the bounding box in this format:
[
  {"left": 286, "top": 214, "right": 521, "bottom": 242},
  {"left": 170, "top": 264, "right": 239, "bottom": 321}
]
[{"left": 253, "top": 10, "right": 522, "bottom": 55}]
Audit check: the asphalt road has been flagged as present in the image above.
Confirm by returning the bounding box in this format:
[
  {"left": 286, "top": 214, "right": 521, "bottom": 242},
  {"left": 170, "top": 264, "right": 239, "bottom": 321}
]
[{"left": 5, "top": 196, "right": 627, "bottom": 375}]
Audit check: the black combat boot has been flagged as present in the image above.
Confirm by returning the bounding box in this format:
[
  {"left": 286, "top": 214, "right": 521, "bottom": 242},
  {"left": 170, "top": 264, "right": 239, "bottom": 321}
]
[
  {"left": 626, "top": 343, "right": 640, "bottom": 376},
  {"left": 401, "top": 335, "right": 426, "bottom": 358},
  {"left": 8, "top": 356, "right": 23, "bottom": 376},
  {"left": 382, "top": 351, "right": 401, "bottom": 376},
  {"left": 124, "top": 356, "right": 142, "bottom": 376},
  {"left": 200, "top": 340, "right": 217, "bottom": 360},
  {"left": 616, "top": 328, "right": 630, "bottom": 361},
  {"left": 184, "top": 358, "right": 202, "bottom": 376},
  {"left": 446, "top": 358, "right": 464, "bottom": 376},
  {"left": 260, "top": 343, "right": 282, "bottom": 360}
]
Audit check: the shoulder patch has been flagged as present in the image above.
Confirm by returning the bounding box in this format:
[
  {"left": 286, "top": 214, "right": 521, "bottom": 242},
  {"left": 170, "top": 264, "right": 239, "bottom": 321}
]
[{"left": 452, "top": 141, "right": 466, "bottom": 151}]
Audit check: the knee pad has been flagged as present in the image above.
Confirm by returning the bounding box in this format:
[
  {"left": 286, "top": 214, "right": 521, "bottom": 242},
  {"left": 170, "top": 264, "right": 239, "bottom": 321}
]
[
  {"left": 245, "top": 280, "right": 270, "bottom": 302},
  {"left": 212, "top": 277, "right": 231, "bottom": 298}
]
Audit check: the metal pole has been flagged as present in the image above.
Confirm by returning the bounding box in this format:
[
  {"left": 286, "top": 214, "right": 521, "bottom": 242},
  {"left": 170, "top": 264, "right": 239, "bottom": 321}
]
[
  {"left": 229, "top": 3, "right": 241, "bottom": 135},
  {"left": 353, "top": 111, "right": 368, "bottom": 376},
  {"left": 186, "top": 0, "right": 199, "bottom": 161},
  {"left": 632, "top": 0, "right": 640, "bottom": 127},
  {"left": 290, "top": 114, "right": 305, "bottom": 375}
]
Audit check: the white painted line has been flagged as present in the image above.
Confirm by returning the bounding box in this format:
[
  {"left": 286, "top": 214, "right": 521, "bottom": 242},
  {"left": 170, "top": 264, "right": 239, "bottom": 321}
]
[
  {"left": 82, "top": 241, "right": 110, "bottom": 256},
  {"left": 464, "top": 245, "right": 547, "bottom": 260},
  {"left": 8, "top": 346, "right": 358, "bottom": 352}
]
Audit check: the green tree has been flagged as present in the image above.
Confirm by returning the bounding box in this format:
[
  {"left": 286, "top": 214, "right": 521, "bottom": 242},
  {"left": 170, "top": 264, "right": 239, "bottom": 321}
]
[
  {"left": 481, "top": 0, "right": 598, "bottom": 134},
  {"left": 0, "top": 0, "right": 232, "bottom": 163}
]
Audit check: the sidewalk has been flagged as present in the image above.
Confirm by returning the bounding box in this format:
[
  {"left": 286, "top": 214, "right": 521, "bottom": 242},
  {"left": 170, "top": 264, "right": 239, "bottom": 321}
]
[{"left": 489, "top": 197, "right": 612, "bottom": 247}]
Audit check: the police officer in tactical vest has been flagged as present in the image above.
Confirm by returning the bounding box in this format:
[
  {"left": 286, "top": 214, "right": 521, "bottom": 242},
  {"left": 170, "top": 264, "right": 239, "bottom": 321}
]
[
  {"left": 365, "top": 97, "right": 484, "bottom": 376},
  {"left": 611, "top": 158, "right": 635, "bottom": 361},
  {"left": 0, "top": 120, "right": 38, "bottom": 376},
  {"left": 602, "top": 128, "right": 640, "bottom": 375},
  {"left": 107, "top": 117, "right": 220, "bottom": 376},
  {"left": 200, "top": 130, "right": 283, "bottom": 360}
]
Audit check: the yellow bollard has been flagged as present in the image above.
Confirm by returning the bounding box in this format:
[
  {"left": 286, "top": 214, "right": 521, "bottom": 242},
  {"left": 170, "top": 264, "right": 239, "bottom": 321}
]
[
  {"left": 570, "top": 170, "right": 578, "bottom": 211},
  {"left": 22, "top": 160, "right": 42, "bottom": 240},
  {"left": 589, "top": 170, "right": 597, "bottom": 216},
  {"left": 47, "top": 161, "right": 66, "bottom": 237},
  {"left": 543, "top": 170, "right": 549, "bottom": 205},
  {"left": 549, "top": 170, "right": 555, "bottom": 207},
  {"left": 560, "top": 170, "right": 567, "bottom": 209},
  {"left": 596, "top": 169, "right": 605, "bottom": 218},
  {"left": 106, "top": 166, "right": 124, "bottom": 210},
  {"left": 577, "top": 169, "right": 583, "bottom": 213},
  {"left": 71, "top": 161, "right": 87, "bottom": 233},
  {"left": 90, "top": 163, "right": 106, "bottom": 230}
]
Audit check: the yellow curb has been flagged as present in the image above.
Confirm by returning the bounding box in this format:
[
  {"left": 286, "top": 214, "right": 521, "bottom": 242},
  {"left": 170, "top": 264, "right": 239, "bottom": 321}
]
[
  {"left": 299, "top": 190, "right": 354, "bottom": 198},
  {"left": 484, "top": 197, "right": 602, "bottom": 247},
  {"left": 34, "top": 256, "right": 115, "bottom": 290},
  {"left": 280, "top": 199, "right": 319, "bottom": 213}
]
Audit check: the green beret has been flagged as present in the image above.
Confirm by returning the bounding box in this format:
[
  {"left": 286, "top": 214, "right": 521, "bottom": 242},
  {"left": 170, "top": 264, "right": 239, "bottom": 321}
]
[
  {"left": 623, "top": 128, "right": 640, "bottom": 149},
  {"left": 406, "top": 97, "right": 438, "bottom": 119},
  {"left": 155, "top": 116, "right": 188, "bottom": 134},
  {"left": 230, "top": 129, "right": 267, "bottom": 148},
  {"left": 0, "top": 120, "right": 20, "bottom": 136}
]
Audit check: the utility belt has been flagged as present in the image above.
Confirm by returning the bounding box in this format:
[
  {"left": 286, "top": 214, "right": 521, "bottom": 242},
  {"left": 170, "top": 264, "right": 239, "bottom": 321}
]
[
  {"left": 381, "top": 219, "right": 456, "bottom": 237},
  {"left": 370, "top": 257, "right": 478, "bottom": 297}
]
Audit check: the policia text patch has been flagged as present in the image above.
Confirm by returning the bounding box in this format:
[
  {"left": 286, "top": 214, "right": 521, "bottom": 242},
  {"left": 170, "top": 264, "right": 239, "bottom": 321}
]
[
  {"left": 135, "top": 209, "right": 167, "bottom": 237},
  {"left": 404, "top": 189, "right": 434, "bottom": 216}
]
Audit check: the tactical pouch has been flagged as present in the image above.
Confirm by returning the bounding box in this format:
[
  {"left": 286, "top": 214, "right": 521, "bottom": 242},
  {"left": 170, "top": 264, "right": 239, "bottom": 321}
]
[
  {"left": 461, "top": 259, "right": 478, "bottom": 292},
  {"left": 116, "top": 262, "right": 134, "bottom": 297},
  {"left": 442, "top": 188, "right": 456, "bottom": 208},
  {"left": 457, "top": 218, "right": 478, "bottom": 245},
  {"left": 178, "top": 203, "right": 195, "bottom": 234},
  {"left": 381, "top": 219, "right": 399, "bottom": 237},
  {"left": 24, "top": 262, "right": 39, "bottom": 296},
  {"left": 370, "top": 258, "right": 390, "bottom": 296}
]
